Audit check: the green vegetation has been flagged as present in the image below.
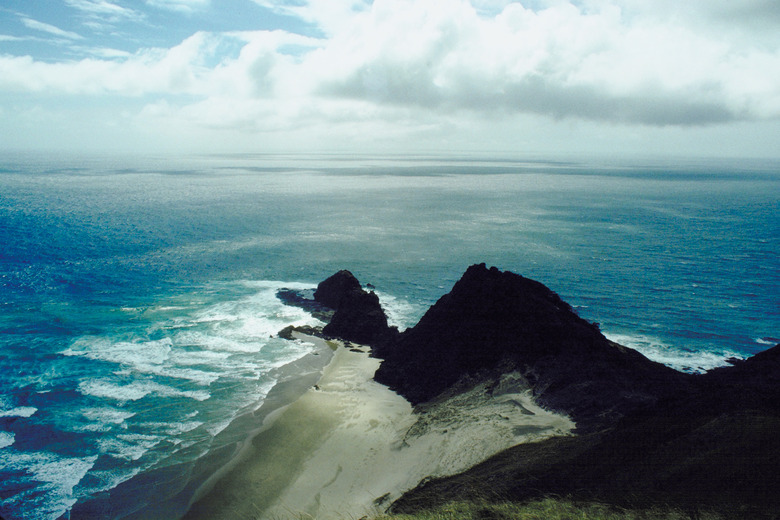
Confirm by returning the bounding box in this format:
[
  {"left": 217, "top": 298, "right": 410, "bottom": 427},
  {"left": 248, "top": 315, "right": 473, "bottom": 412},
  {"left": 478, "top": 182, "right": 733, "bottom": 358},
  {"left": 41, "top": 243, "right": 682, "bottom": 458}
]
[{"left": 381, "top": 498, "right": 724, "bottom": 520}]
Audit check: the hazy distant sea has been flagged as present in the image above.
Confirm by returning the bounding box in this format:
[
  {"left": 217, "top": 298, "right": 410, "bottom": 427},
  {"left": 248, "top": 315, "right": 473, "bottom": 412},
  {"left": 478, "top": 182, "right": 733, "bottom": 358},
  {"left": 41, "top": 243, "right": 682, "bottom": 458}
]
[{"left": 0, "top": 153, "right": 777, "bottom": 519}]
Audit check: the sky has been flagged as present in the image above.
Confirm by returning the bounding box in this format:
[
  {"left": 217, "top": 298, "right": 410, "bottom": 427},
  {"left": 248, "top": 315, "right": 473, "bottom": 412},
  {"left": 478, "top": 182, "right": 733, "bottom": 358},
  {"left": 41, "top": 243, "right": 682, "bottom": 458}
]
[{"left": 0, "top": 0, "right": 779, "bottom": 158}]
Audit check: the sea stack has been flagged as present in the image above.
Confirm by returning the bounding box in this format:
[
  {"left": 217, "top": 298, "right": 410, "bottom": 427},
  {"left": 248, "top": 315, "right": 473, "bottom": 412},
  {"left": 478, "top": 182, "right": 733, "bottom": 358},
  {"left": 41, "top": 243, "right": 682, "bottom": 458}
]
[{"left": 315, "top": 270, "right": 398, "bottom": 346}]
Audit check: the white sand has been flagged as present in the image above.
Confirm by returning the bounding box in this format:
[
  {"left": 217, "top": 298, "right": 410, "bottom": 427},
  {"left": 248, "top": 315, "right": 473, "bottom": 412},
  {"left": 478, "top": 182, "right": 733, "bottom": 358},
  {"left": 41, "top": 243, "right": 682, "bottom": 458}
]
[{"left": 184, "top": 337, "right": 574, "bottom": 520}]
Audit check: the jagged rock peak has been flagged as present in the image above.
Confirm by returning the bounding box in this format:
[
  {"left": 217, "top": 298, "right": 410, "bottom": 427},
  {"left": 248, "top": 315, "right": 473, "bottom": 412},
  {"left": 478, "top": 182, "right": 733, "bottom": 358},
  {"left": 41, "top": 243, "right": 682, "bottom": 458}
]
[
  {"left": 438, "top": 263, "right": 585, "bottom": 330},
  {"left": 374, "top": 264, "right": 690, "bottom": 427},
  {"left": 314, "top": 270, "right": 363, "bottom": 309}
]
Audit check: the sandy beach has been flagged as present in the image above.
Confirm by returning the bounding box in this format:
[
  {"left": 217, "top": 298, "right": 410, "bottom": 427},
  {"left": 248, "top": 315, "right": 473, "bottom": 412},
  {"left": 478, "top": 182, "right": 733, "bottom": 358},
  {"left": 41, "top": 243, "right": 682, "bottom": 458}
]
[{"left": 184, "top": 334, "right": 574, "bottom": 520}]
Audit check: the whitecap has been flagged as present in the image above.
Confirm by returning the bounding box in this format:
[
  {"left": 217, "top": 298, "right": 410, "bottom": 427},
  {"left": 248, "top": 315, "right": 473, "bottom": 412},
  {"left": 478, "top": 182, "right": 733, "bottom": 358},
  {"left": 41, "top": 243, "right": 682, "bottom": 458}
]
[
  {"left": 80, "top": 466, "right": 142, "bottom": 497},
  {"left": 79, "top": 380, "right": 153, "bottom": 402},
  {"left": 167, "top": 347, "right": 231, "bottom": 364},
  {"left": 78, "top": 380, "right": 209, "bottom": 402},
  {"left": 153, "top": 384, "right": 210, "bottom": 402},
  {"left": 136, "top": 364, "right": 221, "bottom": 386},
  {"left": 30, "top": 453, "right": 98, "bottom": 496},
  {"left": 142, "top": 420, "right": 204, "bottom": 436},
  {"left": 64, "top": 337, "right": 173, "bottom": 368},
  {"left": 0, "top": 406, "right": 38, "bottom": 418},
  {"left": 374, "top": 290, "right": 426, "bottom": 331},
  {"left": 0, "top": 430, "right": 15, "bottom": 449},
  {"left": 81, "top": 407, "right": 136, "bottom": 425},
  {"left": 206, "top": 417, "right": 234, "bottom": 437},
  {"left": 99, "top": 433, "right": 163, "bottom": 461},
  {"left": 3, "top": 450, "right": 98, "bottom": 506},
  {"left": 173, "top": 330, "right": 267, "bottom": 353},
  {"left": 605, "top": 332, "right": 745, "bottom": 373}
]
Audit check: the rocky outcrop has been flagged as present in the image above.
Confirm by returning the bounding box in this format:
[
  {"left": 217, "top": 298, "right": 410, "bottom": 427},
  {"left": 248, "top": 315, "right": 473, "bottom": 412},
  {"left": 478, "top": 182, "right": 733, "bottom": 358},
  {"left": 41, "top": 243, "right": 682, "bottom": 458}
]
[
  {"left": 698, "top": 341, "right": 780, "bottom": 414},
  {"left": 306, "top": 265, "right": 780, "bottom": 517},
  {"left": 373, "top": 264, "right": 691, "bottom": 428},
  {"left": 314, "top": 270, "right": 398, "bottom": 347},
  {"left": 276, "top": 288, "right": 334, "bottom": 322},
  {"left": 313, "top": 270, "right": 363, "bottom": 309}
]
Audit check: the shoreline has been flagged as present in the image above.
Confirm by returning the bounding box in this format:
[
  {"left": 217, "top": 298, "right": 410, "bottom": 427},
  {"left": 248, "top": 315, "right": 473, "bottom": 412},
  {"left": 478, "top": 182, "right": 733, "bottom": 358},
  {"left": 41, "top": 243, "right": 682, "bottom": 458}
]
[
  {"left": 183, "top": 333, "right": 337, "bottom": 510},
  {"left": 99, "top": 334, "right": 336, "bottom": 520},
  {"left": 183, "top": 337, "right": 574, "bottom": 520}
]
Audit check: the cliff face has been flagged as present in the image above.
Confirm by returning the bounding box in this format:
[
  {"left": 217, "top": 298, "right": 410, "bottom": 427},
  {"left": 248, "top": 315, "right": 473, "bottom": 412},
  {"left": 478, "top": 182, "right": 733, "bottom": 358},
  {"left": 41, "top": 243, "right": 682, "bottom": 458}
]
[{"left": 373, "top": 264, "right": 690, "bottom": 427}]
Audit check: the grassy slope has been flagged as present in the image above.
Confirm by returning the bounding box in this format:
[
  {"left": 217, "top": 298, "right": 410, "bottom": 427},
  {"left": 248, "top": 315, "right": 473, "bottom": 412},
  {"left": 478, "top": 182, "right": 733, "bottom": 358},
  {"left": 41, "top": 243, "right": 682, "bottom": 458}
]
[{"left": 381, "top": 498, "right": 726, "bottom": 520}]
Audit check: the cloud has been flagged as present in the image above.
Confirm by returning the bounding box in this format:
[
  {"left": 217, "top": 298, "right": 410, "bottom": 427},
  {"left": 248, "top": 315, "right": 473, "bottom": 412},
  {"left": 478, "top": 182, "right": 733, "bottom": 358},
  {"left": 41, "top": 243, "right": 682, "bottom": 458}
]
[
  {"left": 79, "top": 47, "right": 134, "bottom": 59},
  {"left": 63, "top": 0, "right": 144, "bottom": 30},
  {"left": 145, "top": 0, "right": 211, "bottom": 14},
  {"left": 252, "top": 0, "right": 373, "bottom": 35},
  {"left": 304, "top": 0, "right": 780, "bottom": 125},
  {"left": 0, "top": 32, "right": 216, "bottom": 95},
  {"left": 64, "top": 0, "right": 141, "bottom": 21},
  {"left": 0, "top": 30, "right": 316, "bottom": 98},
  {"left": 1, "top": 0, "right": 779, "bottom": 144},
  {"left": 20, "top": 17, "right": 84, "bottom": 40}
]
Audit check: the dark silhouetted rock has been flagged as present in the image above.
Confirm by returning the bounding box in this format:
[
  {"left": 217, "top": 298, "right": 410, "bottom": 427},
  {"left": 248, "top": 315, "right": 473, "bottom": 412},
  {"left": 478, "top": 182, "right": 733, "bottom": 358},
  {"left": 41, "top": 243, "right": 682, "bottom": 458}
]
[
  {"left": 373, "top": 264, "right": 691, "bottom": 428},
  {"left": 309, "top": 270, "right": 398, "bottom": 347},
  {"left": 699, "top": 342, "right": 780, "bottom": 414},
  {"left": 314, "top": 270, "right": 362, "bottom": 310},
  {"left": 323, "top": 289, "right": 396, "bottom": 346},
  {"left": 277, "top": 324, "right": 323, "bottom": 340},
  {"left": 392, "top": 343, "right": 780, "bottom": 518}
]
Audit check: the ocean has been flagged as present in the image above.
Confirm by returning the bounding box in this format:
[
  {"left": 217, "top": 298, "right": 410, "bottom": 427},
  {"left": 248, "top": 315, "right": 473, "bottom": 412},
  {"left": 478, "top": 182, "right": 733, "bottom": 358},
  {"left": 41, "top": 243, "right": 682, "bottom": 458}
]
[{"left": 0, "top": 152, "right": 777, "bottom": 519}]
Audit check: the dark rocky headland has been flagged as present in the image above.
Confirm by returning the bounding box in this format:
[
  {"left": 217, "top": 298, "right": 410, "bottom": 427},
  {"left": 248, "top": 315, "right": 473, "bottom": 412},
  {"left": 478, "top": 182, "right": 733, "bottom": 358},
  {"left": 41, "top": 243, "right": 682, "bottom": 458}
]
[{"left": 279, "top": 264, "right": 780, "bottom": 518}]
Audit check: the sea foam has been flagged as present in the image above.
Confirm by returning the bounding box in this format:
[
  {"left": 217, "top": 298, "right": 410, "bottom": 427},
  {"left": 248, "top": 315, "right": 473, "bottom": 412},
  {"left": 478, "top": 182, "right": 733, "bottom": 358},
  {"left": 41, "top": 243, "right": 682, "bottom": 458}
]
[
  {"left": 1, "top": 450, "right": 98, "bottom": 520},
  {"left": 605, "top": 332, "right": 745, "bottom": 373},
  {"left": 0, "top": 406, "right": 38, "bottom": 418},
  {"left": 0, "top": 431, "right": 15, "bottom": 449}
]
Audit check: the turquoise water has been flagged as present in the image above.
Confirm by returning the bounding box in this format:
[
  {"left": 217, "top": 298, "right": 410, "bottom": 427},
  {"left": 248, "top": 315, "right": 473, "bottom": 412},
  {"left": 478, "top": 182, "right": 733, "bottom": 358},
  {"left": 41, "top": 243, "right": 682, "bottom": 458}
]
[{"left": 0, "top": 153, "right": 777, "bottom": 519}]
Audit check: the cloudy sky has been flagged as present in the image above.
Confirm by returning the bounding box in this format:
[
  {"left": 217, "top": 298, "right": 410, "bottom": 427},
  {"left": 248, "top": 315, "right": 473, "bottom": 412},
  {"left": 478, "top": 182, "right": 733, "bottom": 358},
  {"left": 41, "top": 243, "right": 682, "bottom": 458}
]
[{"left": 1, "top": 0, "right": 779, "bottom": 158}]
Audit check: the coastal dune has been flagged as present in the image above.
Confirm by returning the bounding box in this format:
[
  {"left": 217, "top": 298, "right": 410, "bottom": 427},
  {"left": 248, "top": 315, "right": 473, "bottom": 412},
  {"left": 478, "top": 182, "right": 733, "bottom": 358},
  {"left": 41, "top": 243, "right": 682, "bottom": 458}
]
[{"left": 184, "top": 334, "right": 574, "bottom": 520}]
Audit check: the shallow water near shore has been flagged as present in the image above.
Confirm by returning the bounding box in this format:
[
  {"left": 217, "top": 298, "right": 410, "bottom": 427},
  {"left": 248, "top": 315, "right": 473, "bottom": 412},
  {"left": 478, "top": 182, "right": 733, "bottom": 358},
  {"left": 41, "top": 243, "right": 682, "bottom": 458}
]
[{"left": 0, "top": 153, "right": 777, "bottom": 519}]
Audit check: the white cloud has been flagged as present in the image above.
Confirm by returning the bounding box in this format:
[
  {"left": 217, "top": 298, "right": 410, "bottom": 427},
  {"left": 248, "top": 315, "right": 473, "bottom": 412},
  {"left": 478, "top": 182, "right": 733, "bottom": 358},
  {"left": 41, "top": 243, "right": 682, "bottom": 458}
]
[
  {"left": 145, "top": 0, "right": 211, "bottom": 14},
  {"left": 81, "top": 47, "right": 134, "bottom": 59},
  {"left": 64, "top": 0, "right": 142, "bottom": 22},
  {"left": 0, "top": 32, "right": 215, "bottom": 95},
  {"left": 297, "top": 0, "right": 780, "bottom": 125},
  {"left": 21, "top": 17, "right": 84, "bottom": 40},
  {"left": 62, "top": 0, "right": 144, "bottom": 34},
  {"left": 253, "top": 0, "right": 373, "bottom": 35},
  {"left": 2, "top": 0, "right": 779, "bottom": 155}
]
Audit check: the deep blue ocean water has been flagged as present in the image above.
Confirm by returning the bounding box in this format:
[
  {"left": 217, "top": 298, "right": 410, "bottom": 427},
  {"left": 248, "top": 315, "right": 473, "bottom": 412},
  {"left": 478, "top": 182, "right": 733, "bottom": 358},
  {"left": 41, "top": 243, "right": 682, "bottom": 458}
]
[{"left": 0, "top": 153, "right": 777, "bottom": 519}]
